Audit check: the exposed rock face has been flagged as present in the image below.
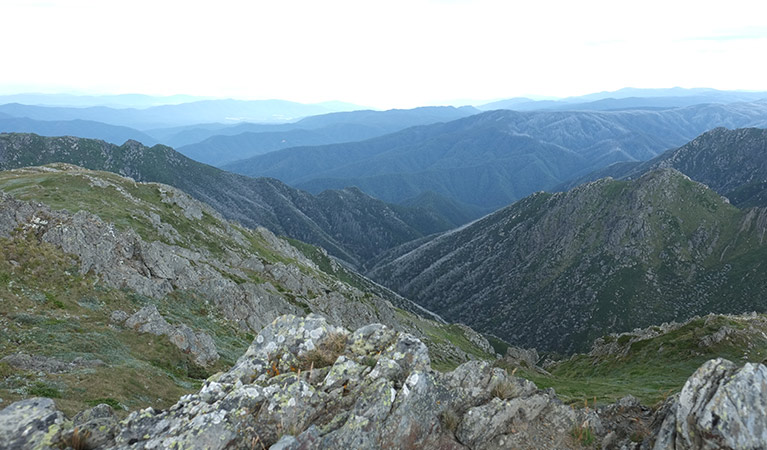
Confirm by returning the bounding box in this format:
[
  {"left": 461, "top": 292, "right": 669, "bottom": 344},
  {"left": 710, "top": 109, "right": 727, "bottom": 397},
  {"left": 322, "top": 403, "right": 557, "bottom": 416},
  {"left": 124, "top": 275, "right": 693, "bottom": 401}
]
[
  {"left": 120, "top": 305, "right": 219, "bottom": 367},
  {"left": 0, "top": 315, "right": 580, "bottom": 449},
  {"left": 653, "top": 358, "right": 767, "bottom": 449},
  {"left": 2, "top": 316, "right": 765, "bottom": 449}
]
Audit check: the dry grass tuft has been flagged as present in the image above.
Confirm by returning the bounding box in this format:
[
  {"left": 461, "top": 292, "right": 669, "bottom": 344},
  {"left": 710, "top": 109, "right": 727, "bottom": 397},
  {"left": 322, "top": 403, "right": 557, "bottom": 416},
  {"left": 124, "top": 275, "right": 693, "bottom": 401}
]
[{"left": 297, "top": 332, "right": 347, "bottom": 370}]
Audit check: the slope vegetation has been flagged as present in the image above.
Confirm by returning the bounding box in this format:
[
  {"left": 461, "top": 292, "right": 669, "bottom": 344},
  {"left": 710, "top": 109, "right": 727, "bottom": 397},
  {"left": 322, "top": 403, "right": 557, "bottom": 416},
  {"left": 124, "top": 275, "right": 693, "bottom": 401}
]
[{"left": 370, "top": 169, "right": 767, "bottom": 353}]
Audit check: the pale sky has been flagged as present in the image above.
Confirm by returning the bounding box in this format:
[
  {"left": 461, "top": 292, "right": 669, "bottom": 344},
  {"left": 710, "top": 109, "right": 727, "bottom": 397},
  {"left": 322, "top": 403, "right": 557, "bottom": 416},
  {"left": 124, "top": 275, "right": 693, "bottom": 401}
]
[{"left": 2, "top": 0, "right": 766, "bottom": 109}]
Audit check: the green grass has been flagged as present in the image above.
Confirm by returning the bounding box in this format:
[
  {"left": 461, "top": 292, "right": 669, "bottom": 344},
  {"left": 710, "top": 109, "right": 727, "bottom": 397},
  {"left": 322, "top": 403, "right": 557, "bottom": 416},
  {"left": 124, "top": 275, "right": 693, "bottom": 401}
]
[
  {"left": 27, "top": 381, "right": 61, "bottom": 398},
  {"left": 501, "top": 315, "right": 767, "bottom": 406}
]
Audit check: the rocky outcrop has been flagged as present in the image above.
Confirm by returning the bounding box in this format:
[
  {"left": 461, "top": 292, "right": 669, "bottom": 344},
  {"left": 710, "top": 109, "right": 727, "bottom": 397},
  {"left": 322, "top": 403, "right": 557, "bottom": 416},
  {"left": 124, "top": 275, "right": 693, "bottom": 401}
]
[
  {"left": 653, "top": 358, "right": 767, "bottom": 449},
  {"left": 0, "top": 315, "right": 579, "bottom": 449},
  {"left": 117, "top": 305, "right": 219, "bottom": 367},
  {"left": 2, "top": 315, "right": 766, "bottom": 449},
  {"left": 0, "top": 397, "right": 67, "bottom": 449}
]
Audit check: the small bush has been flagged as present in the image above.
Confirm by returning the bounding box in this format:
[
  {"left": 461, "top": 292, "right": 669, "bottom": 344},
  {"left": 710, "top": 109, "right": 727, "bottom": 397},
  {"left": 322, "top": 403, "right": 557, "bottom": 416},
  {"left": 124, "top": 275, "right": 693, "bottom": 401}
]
[
  {"left": 187, "top": 363, "right": 210, "bottom": 380},
  {"left": 0, "top": 362, "right": 16, "bottom": 378},
  {"left": 28, "top": 381, "right": 61, "bottom": 398},
  {"left": 361, "top": 356, "right": 377, "bottom": 368},
  {"left": 66, "top": 427, "right": 91, "bottom": 450},
  {"left": 323, "top": 332, "right": 348, "bottom": 355}
]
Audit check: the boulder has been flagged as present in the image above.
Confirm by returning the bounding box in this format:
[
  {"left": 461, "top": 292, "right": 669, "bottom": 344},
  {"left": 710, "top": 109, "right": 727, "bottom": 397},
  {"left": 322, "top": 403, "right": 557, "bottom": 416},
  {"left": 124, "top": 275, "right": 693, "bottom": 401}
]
[
  {"left": 0, "top": 397, "right": 67, "bottom": 449},
  {"left": 653, "top": 358, "right": 767, "bottom": 449}
]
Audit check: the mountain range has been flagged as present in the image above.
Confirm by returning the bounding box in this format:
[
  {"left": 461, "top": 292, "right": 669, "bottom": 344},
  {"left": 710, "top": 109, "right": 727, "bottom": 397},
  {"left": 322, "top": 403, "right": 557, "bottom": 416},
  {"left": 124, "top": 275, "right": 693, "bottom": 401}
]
[
  {"left": 479, "top": 87, "right": 767, "bottom": 111},
  {"left": 2, "top": 90, "right": 767, "bottom": 448},
  {"left": 174, "top": 106, "right": 478, "bottom": 166},
  {"left": 0, "top": 116, "right": 158, "bottom": 146},
  {"left": 0, "top": 99, "right": 362, "bottom": 130},
  {"left": 222, "top": 101, "right": 767, "bottom": 211},
  {"left": 0, "top": 133, "right": 463, "bottom": 269}
]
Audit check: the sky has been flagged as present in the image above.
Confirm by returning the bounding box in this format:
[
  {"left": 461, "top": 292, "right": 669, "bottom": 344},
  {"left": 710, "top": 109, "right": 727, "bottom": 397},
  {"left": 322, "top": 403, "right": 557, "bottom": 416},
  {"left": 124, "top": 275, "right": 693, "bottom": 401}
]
[{"left": 1, "top": 0, "right": 767, "bottom": 109}]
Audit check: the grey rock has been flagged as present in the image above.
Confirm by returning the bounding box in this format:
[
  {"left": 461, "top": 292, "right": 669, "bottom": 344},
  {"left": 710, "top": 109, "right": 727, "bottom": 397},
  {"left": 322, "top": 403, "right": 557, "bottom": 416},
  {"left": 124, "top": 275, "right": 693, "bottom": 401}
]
[
  {"left": 125, "top": 305, "right": 175, "bottom": 336},
  {"left": 456, "top": 394, "right": 576, "bottom": 450},
  {"left": 0, "top": 397, "right": 67, "bottom": 450},
  {"left": 110, "top": 309, "right": 130, "bottom": 324},
  {"left": 653, "top": 358, "right": 767, "bottom": 449},
  {"left": 64, "top": 403, "right": 119, "bottom": 449},
  {"left": 503, "top": 345, "right": 548, "bottom": 374}
]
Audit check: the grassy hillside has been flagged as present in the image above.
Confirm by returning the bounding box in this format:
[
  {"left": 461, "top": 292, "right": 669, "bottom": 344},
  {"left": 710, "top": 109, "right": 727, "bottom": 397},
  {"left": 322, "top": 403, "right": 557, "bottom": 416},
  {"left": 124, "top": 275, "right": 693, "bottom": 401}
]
[{"left": 505, "top": 313, "right": 767, "bottom": 406}]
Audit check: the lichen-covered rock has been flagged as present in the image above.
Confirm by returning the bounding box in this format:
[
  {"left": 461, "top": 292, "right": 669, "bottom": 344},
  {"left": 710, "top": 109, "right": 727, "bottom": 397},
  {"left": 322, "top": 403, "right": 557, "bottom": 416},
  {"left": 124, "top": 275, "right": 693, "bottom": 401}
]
[
  {"left": 653, "top": 358, "right": 767, "bottom": 449},
  {"left": 0, "top": 397, "right": 68, "bottom": 450},
  {"left": 219, "top": 314, "right": 347, "bottom": 384},
  {"left": 7, "top": 318, "right": 764, "bottom": 450},
  {"left": 457, "top": 394, "right": 576, "bottom": 450},
  {"left": 62, "top": 403, "right": 119, "bottom": 450}
]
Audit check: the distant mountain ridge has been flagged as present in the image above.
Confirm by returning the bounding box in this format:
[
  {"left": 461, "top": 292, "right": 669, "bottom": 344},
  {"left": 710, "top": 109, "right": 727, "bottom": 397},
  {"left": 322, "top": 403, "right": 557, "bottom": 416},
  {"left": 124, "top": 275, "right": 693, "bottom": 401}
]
[
  {"left": 0, "top": 93, "right": 211, "bottom": 108},
  {"left": 0, "top": 116, "right": 157, "bottom": 146},
  {"left": 369, "top": 169, "right": 767, "bottom": 354},
  {"left": 0, "top": 133, "right": 460, "bottom": 269},
  {"left": 479, "top": 87, "right": 767, "bottom": 111},
  {"left": 175, "top": 106, "right": 479, "bottom": 166},
  {"left": 562, "top": 127, "right": 767, "bottom": 208},
  {"left": 223, "top": 101, "right": 767, "bottom": 211},
  {"left": 0, "top": 99, "right": 363, "bottom": 129}
]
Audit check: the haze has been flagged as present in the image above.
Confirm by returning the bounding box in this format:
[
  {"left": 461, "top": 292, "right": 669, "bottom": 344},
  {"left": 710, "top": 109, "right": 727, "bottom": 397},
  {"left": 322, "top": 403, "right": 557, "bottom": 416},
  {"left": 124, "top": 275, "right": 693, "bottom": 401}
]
[{"left": 2, "top": 0, "right": 766, "bottom": 109}]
